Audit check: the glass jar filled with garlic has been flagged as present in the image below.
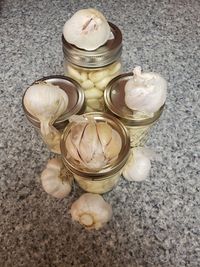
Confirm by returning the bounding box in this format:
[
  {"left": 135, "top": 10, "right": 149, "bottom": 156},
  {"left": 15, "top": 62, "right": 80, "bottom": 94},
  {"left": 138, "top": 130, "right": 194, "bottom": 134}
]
[
  {"left": 60, "top": 113, "right": 130, "bottom": 194},
  {"left": 104, "top": 67, "right": 167, "bottom": 147},
  {"left": 62, "top": 8, "right": 122, "bottom": 112},
  {"left": 22, "top": 75, "right": 85, "bottom": 154}
]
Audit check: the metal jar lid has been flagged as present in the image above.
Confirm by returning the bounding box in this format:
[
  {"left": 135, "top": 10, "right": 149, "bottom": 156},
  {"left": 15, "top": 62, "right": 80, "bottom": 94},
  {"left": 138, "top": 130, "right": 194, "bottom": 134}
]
[
  {"left": 60, "top": 112, "right": 130, "bottom": 179},
  {"left": 62, "top": 22, "right": 122, "bottom": 68},
  {"left": 22, "top": 75, "right": 85, "bottom": 129},
  {"left": 104, "top": 73, "right": 165, "bottom": 127}
]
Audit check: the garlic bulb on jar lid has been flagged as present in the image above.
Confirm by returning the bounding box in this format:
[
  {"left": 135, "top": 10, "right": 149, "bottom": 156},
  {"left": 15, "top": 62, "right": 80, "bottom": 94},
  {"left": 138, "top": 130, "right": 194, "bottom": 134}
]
[
  {"left": 41, "top": 158, "right": 73, "bottom": 198},
  {"left": 124, "top": 66, "right": 167, "bottom": 114},
  {"left": 70, "top": 193, "right": 112, "bottom": 229},
  {"left": 24, "top": 82, "right": 69, "bottom": 153},
  {"left": 65, "top": 116, "right": 122, "bottom": 170},
  {"left": 63, "top": 8, "right": 111, "bottom": 51}
]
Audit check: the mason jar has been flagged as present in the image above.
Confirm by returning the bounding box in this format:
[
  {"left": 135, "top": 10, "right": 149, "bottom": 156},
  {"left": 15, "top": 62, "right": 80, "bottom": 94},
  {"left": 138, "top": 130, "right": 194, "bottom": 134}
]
[
  {"left": 104, "top": 73, "right": 165, "bottom": 147},
  {"left": 22, "top": 75, "right": 85, "bottom": 153},
  {"left": 62, "top": 22, "right": 122, "bottom": 112},
  {"left": 60, "top": 112, "right": 130, "bottom": 194}
]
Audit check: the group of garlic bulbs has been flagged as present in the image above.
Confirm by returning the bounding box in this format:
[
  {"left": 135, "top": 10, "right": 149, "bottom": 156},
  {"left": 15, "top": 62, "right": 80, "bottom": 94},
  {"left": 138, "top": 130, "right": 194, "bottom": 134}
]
[
  {"left": 63, "top": 8, "right": 111, "bottom": 51},
  {"left": 40, "top": 157, "right": 112, "bottom": 230},
  {"left": 26, "top": 8, "right": 167, "bottom": 231},
  {"left": 39, "top": 146, "right": 155, "bottom": 230},
  {"left": 24, "top": 82, "right": 69, "bottom": 154},
  {"left": 124, "top": 66, "right": 167, "bottom": 115},
  {"left": 65, "top": 117, "right": 122, "bottom": 170}
]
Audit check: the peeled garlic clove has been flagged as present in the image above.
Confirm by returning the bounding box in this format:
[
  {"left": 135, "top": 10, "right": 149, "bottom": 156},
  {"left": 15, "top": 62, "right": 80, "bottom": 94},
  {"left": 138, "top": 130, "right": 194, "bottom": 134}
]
[
  {"left": 96, "top": 122, "right": 112, "bottom": 147},
  {"left": 63, "top": 8, "right": 110, "bottom": 51},
  {"left": 85, "top": 88, "right": 103, "bottom": 99},
  {"left": 123, "top": 147, "right": 151, "bottom": 181},
  {"left": 88, "top": 69, "right": 110, "bottom": 83},
  {"left": 79, "top": 122, "right": 99, "bottom": 163},
  {"left": 95, "top": 76, "right": 114, "bottom": 90},
  {"left": 67, "top": 65, "right": 82, "bottom": 81},
  {"left": 104, "top": 129, "right": 122, "bottom": 160},
  {"left": 80, "top": 71, "right": 88, "bottom": 82},
  {"left": 81, "top": 79, "right": 94, "bottom": 90},
  {"left": 124, "top": 66, "right": 167, "bottom": 114},
  {"left": 70, "top": 193, "right": 112, "bottom": 230},
  {"left": 85, "top": 106, "right": 94, "bottom": 112},
  {"left": 108, "top": 62, "right": 121, "bottom": 75},
  {"left": 41, "top": 158, "right": 72, "bottom": 198},
  {"left": 87, "top": 98, "right": 102, "bottom": 110}
]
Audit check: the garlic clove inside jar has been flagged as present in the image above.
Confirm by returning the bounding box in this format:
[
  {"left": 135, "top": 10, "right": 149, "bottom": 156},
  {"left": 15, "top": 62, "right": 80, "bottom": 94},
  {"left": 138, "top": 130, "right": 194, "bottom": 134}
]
[{"left": 60, "top": 113, "right": 130, "bottom": 193}]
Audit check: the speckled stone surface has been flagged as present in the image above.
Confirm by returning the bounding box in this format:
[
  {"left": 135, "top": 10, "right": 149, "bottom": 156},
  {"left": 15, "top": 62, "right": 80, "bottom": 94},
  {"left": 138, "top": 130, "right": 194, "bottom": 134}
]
[{"left": 0, "top": 0, "right": 200, "bottom": 266}]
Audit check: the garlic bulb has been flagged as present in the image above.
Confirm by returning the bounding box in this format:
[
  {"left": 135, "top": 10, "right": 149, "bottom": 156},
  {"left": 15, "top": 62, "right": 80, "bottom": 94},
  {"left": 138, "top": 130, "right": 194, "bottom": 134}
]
[
  {"left": 63, "top": 8, "right": 110, "bottom": 51},
  {"left": 124, "top": 66, "right": 167, "bottom": 114},
  {"left": 70, "top": 193, "right": 112, "bottom": 229},
  {"left": 24, "top": 82, "right": 69, "bottom": 153},
  {"left": 41, "top": 158, "right": 73, "bottom": 198},
  {"left": 65, "top": 117, "right": 122, "bottom": 170},
  {"left": 123, "top": 147, "right": 151, "bottom": 181}
]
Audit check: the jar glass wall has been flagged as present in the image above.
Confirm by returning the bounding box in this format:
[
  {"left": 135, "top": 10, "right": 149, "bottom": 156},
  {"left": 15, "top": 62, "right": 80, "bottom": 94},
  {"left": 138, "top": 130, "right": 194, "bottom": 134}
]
[
  {"left": 60, "top": 112, "right": 130, "bottom": 194},
  {"left": 64, "top": 61, "right": 122, "bottom": 112},
  {"left": 62, "top": 22, "right": 122, "bottom": 112},
  {"left": 104, "top": 73, "right": 165, "bottom": 147}
]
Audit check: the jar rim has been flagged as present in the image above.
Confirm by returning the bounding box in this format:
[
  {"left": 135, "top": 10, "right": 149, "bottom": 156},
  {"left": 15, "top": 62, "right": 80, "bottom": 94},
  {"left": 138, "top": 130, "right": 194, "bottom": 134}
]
[
  {"left": 60, "top": 112, "right": 130, "bottom": 178},
  {"left": 104, "top": 72, "right": 165, "bottom": 126},
  {"left": 62, "top": 22, "right": 122, "bottom": 68},
  {"left": 22, "top": 75, "right": 85, "bottom": 128}
]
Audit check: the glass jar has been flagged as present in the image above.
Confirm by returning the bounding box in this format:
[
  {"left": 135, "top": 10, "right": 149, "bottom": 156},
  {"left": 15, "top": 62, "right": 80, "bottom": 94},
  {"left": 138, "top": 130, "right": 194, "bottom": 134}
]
[
  {"left": 22, "top": 75, "right": 85, "bottom": 153},
  {"left": 62, "top": 22, "right": 122, "bottom": 112},
  {"left": 104, "top": 73, "right": 165, "bottom": 147},
  {"left": 60, "top": 112, "right": 130, "bottom": 194}
]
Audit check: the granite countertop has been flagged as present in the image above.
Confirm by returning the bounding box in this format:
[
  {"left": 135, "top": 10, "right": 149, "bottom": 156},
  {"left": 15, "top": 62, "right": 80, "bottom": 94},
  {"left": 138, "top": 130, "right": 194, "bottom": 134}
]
[{"left": 0, "top": 0, "right": 199, "bottom": 266}]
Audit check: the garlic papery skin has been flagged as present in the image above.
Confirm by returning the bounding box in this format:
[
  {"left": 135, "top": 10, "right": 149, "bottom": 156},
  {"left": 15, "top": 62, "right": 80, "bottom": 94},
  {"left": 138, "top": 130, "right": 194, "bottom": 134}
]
[
  {"left": 123, "top": 147, "right": 151, "bottom": 182},
  {"left": 70, "top": 193, "right": 112, "bottom": 229},
  {"left": 24, "top": 82, "right": 69, "bottom": 153},
  {"left": 63, "top": 9, "right": 110, "bottom": 51},
  {"left": 65, "top": 117, "right": 122, "bottom": 170},
  {"left": 41, "top": 158, "right": 73, "bottom": 198},
  {"left": 124, "top": 66, "right": 167, "bottom": 114}
]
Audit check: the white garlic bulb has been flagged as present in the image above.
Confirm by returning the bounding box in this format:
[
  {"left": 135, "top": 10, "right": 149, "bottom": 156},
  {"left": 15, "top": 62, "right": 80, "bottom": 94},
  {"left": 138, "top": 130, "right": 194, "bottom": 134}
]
[
  {"left": 63, "top": 8, "right": 110, "bottom": 51},
  {"left": 65, "top": 117, "right": 122, "bottom": 170},
  {"left": 41, "top": 158, "right": 73, "bottom": 198},
  {"left": 24, "top": 82, "right": 69, "bottom": 153},
  {"left": 123, "top": 147, "right": 151, "bottom": 182},
  {"left": 124, "top": 66, "right": 167, "bottom": 114},
  {"left": 70, "top": 193, "right": 112, "bottom": 229}
]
